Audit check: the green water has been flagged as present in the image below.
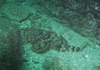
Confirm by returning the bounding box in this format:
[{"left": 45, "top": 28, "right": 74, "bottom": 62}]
[{"left": 0, "top": 0, "right": 100, "bottom": 70}]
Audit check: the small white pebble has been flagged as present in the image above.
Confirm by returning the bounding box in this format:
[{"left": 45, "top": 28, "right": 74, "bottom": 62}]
[
  {"left": 29, "top": 66, "right": 32, "bottom": 68},
  {"left": 74, "top": 60, "right": 76, "bottom": 63},
  {"left": 85, "top": 55, "right": 88, "bottom": 58},
  {"left": 96, "top": 45, "right": 100, "bottom": 48}
]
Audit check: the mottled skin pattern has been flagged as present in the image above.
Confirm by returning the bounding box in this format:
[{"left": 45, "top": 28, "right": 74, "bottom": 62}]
[
  {"left": 24, "top": 28, "right": 83, "bottom": 54},
  {"left": 24, "top": 28, "right": 53, "bottom": 53}
]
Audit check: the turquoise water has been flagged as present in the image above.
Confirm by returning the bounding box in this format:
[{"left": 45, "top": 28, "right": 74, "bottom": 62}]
[{"left": 0, "top": 0, "right": 100, "bottom": 70}]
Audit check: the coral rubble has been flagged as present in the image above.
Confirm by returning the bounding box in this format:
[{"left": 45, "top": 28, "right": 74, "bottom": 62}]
[{"left": 42, "top": 57, "right": 72, "bottom": 70}]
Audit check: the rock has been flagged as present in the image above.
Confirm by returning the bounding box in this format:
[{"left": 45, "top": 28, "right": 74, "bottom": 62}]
[
  {"left": 0, "top": 17, "right": 23, "bottom": 70},
  {"left": 0, "top": 0, "right": 6, "bottom": 8},
  {"left": 0, "top": 3, "right": 32, "bottom": 22},
  {"left": 42, "top": 57, "right": 72, "bottom": 70},
  {"left": 6, "top": 0, "right": 25, "bottom": 3}
]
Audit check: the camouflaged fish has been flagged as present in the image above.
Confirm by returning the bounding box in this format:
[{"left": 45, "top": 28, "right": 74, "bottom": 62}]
[{"left": 24, "top": 28, "right": 87, "bottom": 54}]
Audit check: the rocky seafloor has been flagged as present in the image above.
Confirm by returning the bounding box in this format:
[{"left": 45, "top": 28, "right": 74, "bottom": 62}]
[{"left": 0, "top": 0, "right": 100, "bottom": 70}]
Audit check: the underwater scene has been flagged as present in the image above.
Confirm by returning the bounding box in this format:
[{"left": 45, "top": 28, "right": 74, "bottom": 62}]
[{"left": 0, "top": 0, "right": 100, "bottom": 70}]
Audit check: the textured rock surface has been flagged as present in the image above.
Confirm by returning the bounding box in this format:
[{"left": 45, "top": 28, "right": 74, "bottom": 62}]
[
  {"left": 0, "top": 3, "right": 32, "bottom": 22},
  {"left": 6, "top": 0, "right": 25, "bottom": 3},
  {"left": 0, "top": 17, "right": 23, "bottom": 70},
  {"left": 0, "top": 0, "right": 6, "bottom": 8},
  {"left": 42, "top": 57, "right": 71, "bottom": 70}
]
